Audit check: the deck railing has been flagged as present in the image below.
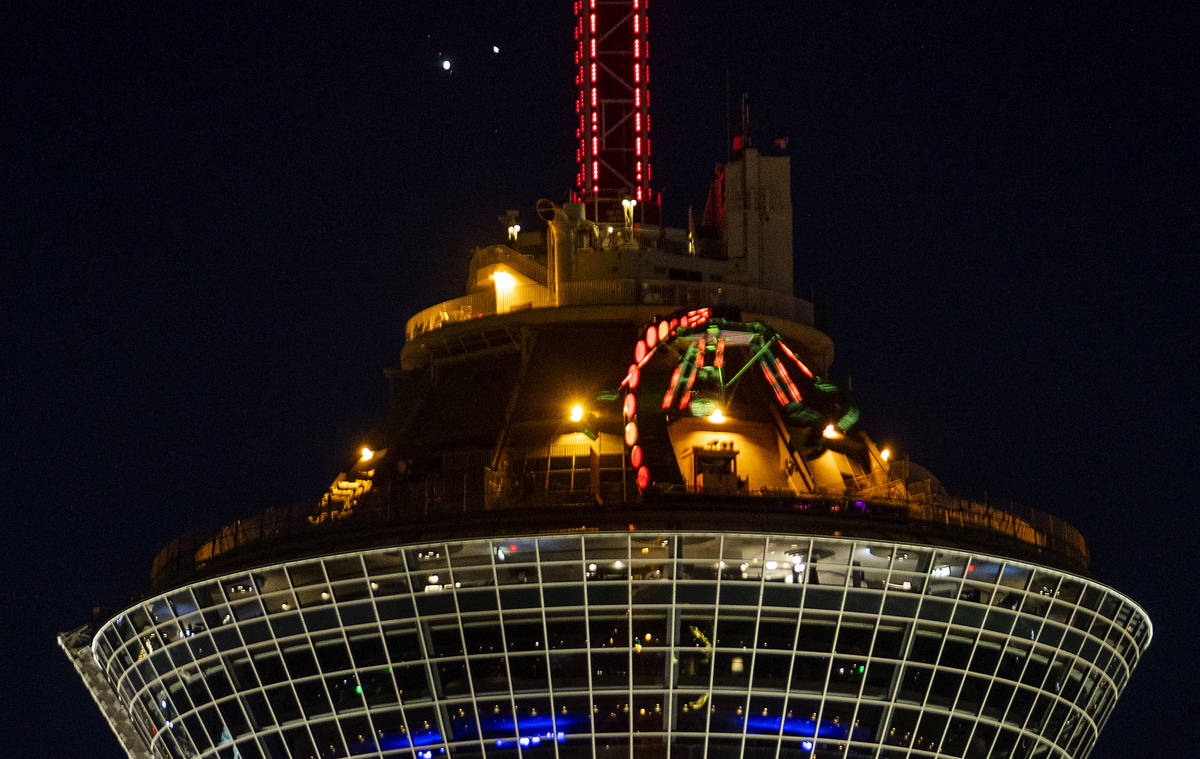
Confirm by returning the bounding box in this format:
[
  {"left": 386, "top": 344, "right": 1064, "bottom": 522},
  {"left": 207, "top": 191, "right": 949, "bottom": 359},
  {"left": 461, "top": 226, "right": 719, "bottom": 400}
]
[
  {"left": 148, "top": 480, "right": 1088, "bottom": 592},
  {"left": 405, "top": 279, "right": 814, "bottom": 340}
]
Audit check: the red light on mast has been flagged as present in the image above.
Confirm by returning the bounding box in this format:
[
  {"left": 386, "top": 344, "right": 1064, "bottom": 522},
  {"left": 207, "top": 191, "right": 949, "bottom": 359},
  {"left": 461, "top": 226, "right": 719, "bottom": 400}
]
[{"left": 575, "top": 0, "right": 653, "bottom": 217}]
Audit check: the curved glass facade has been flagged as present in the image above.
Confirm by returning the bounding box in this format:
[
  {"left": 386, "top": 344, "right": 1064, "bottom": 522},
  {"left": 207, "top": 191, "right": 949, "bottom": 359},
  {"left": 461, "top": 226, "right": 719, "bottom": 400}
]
[{"left": 92, "top": 532, "right": 1150, "bottom": 759}]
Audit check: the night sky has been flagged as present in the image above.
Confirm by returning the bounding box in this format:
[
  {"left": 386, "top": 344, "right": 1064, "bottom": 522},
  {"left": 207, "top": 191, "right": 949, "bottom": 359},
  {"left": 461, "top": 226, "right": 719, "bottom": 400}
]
[{"left": 7, "top": 2, "right": 1195, "bottom": 756}]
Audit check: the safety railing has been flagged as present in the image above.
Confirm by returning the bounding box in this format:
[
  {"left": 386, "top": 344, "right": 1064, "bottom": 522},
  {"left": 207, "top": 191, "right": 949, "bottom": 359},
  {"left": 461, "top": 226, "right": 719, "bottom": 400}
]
[
  {"left": 405, "top": 279, "right": 814, "bottom": 340},
  {"left": 149, "top": 478, "right": 1088, "bottom": 593}
]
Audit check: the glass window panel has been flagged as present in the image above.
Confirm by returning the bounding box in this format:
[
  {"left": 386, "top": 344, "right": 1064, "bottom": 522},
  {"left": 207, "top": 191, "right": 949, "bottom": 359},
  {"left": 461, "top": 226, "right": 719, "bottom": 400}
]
[
  {"left": 592, "top": 694, "right": 630, "bottom": 734},
  {"left": 312, "top": 637, "right": 352, "bottom": 673},
  {"left": 513, "top": 696, "right": 552, "bottom": 737},
  {"left": 415, "top": 591, "right": 455, "bottom": 616},
  {"left": 268, "top": 612, "right": 304, "bottom": 640},
  {"left": 632, "top": 611, "right": 668, "bottom": 646},
  {"left": 435, "top": 658, "right": 470, "bottom": 697},
  {"left": 273, "top": 645, "right": 315, "bottom": 681},
  {"left": 327, "top": 673, "right": 366, "bottom": 712},
  {"left": 341, "top": 715, "right": 376, "bottom": 755},
  {"left": 862, "top": 661, "right": 896, "bottom": 699},
  {"left": 676, "top": 583, "right": 717, "bottom": 604},
  {"left": 883, "top": 706, "right": 918, "bottom": 747},
  {"left": 681, "top": 535, "right": 720, "bottom": 559},
  {"left": 549, "top": 653, "right": 589, "bottom": 689},
  {"left": 795, "top": 619, "right": 836, "bottom": 653},
  {"left": 744, "top": 695, "right": 784, "bottom": 737},
  {"left": 545, "top": 616, "right": 586, "bottom": 650},
  {"left": 468, "top": 655, "right": 508, "bottom": 695},
  {"left": 504, "top": 617, "right": 544, "bottom": 651},
  {"left": 919, "top": 598, "right": 953, "bottom": 622},
  {"left": 715, "top": 616, "right": 756, "bottom": 648},
  {"left": 897, "top": 664, "right": 931, "bottom": 702},
  {"left": 543, "top": 584, "right": 585, "bottom": 607},
  {"left": 675, "top": 650, "right": 712, "bottom": 688},
  {"left": 286, "top": 562, "right": 327, "bottom": 590},
  {"left": 537, "top": 535, "right": 582, "bottom": 562},
  {"left": 540, "top": 563, "right": 581, "bottom": 583},
  {"left": 712, "top": 651, "right": 751, "bottom": 688},
  {"left": 428, "top": 624, "right": 463, "bottom": 657},
  {"left": 707, "top": 694, "right": 747, "bottom": 735},
  {"left": 302, "top": 607, "right": 339, "bottom": 633},
  {"left": 360, "top": 667, "right": 400, "bottom": 707},
  {"left": 719, "top": 583, "right": 760, "bottom": 607},
  {"left": 928, "top": 670, "right": 962, "bottom": 707},
  {"left": 345, "top": 633, "right": 386, "bottom": 667},
  {"left": 591, "top": 651, "right": 629, "bottom": 689},
  {"left": 265, "top": 684, "right": 301, "bottom": 723},
  {"left": 631, "top": 560, "right": 670, "bottom": 582},
  {"left": 510, "top": 653, "right": 550, "bottom": 692},
  {"left": 632, "top": 648, "right": 666, "bottom": 687},
  {"left": 751, "top": 616, "right": 793, "bottom": 650},
  {"left": 590, "top": 616, "right": 628, "bottom": 648},
  {"left": 761, "top": 582, "right": 804, "bottom": 608},
  {"left": 881, "top": 592, "right": 918, "bottom": 617},
  {"left": 295, "top": 679, "right": 332, "bottom": 719},
  {"left": 457, "top": 588, "right": 499, "bottom": 613},
  {"left": 394, "top": 662, "right": 431, "bottom": 701},
  {"left": 827, "top": 657, "right": 866, "bottom": 695},
  {"left": 405, "top": 546, "right": 448, "bottom": 574},
  {"left": 585, "top": 535, "right": 628, "bottom": 560},
  {"left": 363, "top": 549, "right": 407, "bottom": 577},
  {"left": 983, "top": 681, "right": 1014, "bottom": 720},
  {"left": 721, "top": 536, "right": 766, "bottom": 562},
  {"left": 497, "top": 563, "right": 539, "bottom": 585},
  {"left": 752, "top": 652, "right": 791, "bottom": 690},
  {"left": 332, "top": 580, "right": 372, "bottom": 603},
  {"left": 404, "top": 705, "right": 441, "bottom": 747},
  {"left": 790, "top": 655, "right": 827, "bottom": 693},
  {"left": 502, "top": 586, "right": 544, "bottom": 609},
  {"left": 675, "top": 693, "right": 709, "bottom": 732},
  {"left": 444, "top": 701, "right": 480, "bottom": 743}
]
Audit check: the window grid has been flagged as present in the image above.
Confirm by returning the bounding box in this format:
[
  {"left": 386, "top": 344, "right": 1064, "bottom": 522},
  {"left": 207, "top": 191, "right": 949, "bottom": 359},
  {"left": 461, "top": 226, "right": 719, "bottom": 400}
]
[{"left": 94, "top": 533, "right": 1150, "bottom": 759}]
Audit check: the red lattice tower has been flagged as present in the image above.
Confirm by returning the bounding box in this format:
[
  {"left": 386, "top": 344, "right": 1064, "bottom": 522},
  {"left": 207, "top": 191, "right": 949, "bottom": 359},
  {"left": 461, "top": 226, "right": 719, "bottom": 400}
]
[{"left": 573, "top": 0, "right": 653, "bottom": 219}]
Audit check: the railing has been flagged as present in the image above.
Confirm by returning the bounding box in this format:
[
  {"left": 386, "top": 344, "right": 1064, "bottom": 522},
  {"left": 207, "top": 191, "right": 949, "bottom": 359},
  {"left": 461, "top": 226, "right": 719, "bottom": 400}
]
[
  {"left": 404, "top": 290, "right": 497, "bottom": 340},
  {"left": 468, "top": 245, "right": 548, "bottom": 285},
  {"left": 148, "top": 479, "right": 1089, "bottom": 592},
  {"left": 405, "top": 279, "right": 814, "bottom": 340}
]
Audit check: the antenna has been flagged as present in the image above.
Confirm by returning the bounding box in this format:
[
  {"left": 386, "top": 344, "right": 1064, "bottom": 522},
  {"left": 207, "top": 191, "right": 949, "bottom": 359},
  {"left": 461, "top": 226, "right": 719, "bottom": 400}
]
[{"left": 573, "top": 0, "right": 655, "bottom": 220}]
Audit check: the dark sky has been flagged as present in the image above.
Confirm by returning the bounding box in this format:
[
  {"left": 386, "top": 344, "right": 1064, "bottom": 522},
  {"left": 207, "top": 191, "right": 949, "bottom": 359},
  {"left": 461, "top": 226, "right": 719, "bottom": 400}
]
[{"left": 6, "top": 2, "right": 1195, "bottom": 757}]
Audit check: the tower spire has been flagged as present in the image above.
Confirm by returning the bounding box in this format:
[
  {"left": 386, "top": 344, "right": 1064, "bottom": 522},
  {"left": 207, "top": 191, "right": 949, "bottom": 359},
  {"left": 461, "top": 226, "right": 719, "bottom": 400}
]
[{"left": 573, "top": 0, "right": 654, "bottom": 220}]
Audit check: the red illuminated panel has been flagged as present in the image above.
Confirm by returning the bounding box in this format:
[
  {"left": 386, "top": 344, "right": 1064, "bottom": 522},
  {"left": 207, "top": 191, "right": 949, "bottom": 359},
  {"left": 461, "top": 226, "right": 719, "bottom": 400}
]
[
  {"left": 777, "top": 340, "right": 814, "bottom": 378},
  {"left": 759, "top": 362, "right": 789, "bottom": 406},
  {"left": 637, "top": 466, "right": 650, "bottom": 490},
  {"left": 774, "top": 359, "right": 803, "bottom": 403}
]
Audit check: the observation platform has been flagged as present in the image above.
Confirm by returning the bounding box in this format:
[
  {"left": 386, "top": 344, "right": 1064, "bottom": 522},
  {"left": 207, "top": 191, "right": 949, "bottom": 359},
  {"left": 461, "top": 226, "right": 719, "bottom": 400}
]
[{"left": 147, "top": 491, "right": 1089, "bottom": 596}]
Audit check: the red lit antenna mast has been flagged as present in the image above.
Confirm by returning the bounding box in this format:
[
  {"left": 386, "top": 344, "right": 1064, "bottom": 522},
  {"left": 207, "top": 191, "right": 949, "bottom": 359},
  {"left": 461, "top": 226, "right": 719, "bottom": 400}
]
[{"left": 573, "top": 0, "right": 654, "bottom": 221}]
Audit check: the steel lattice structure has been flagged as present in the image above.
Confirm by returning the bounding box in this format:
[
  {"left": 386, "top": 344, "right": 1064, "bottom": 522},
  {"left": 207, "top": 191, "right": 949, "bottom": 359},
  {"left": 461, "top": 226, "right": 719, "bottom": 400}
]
[{"left": 573, "top": 0, "right": 651, "bottom": 215}]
